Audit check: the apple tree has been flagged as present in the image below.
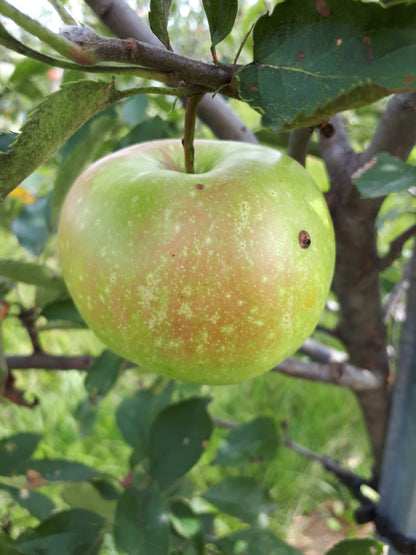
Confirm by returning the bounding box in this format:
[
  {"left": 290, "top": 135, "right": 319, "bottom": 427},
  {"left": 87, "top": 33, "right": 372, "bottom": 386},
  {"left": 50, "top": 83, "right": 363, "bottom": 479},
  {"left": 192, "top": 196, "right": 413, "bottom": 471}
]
[{"left": 0, "top": 0, "right": 416, "bottom": 553}]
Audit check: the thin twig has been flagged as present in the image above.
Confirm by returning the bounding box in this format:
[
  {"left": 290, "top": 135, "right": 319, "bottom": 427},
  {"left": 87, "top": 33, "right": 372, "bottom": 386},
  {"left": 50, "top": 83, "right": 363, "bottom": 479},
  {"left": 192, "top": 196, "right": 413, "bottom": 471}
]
[
  {"left": 378, "top": 224, "right": 416, "bottom": 271},
  {"left": 287, "top": 127, "right": 314, "bottom": 167}
]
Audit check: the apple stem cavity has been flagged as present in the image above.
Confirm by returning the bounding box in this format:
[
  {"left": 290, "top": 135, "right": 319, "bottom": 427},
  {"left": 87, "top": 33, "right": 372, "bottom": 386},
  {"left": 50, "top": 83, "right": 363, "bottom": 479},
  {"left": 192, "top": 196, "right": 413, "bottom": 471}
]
[{"left": 183, "top": 93, "right": 204, "bottom": 174}]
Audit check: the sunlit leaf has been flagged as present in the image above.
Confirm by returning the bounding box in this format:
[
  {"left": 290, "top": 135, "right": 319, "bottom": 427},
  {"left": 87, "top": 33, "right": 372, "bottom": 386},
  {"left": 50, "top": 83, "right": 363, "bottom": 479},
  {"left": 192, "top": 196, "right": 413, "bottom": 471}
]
[
  {"left": 0, "top": 80, "right": 127, "bottom": 201},
  {"left": 0, "top": 260, "right": 66, "bottom": 291},
  {"left": 326, "top": 538, "right": 385, "bottom": 554},
  {"left": 217, "top": 528, "right": 303, "bottom": 555}
]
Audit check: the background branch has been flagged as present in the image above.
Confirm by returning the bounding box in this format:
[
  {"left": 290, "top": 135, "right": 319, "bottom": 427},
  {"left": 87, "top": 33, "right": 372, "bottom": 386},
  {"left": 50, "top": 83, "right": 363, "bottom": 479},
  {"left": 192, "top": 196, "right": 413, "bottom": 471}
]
[{"left": 287, "top": 127, "right": 314, "bottom": 166}]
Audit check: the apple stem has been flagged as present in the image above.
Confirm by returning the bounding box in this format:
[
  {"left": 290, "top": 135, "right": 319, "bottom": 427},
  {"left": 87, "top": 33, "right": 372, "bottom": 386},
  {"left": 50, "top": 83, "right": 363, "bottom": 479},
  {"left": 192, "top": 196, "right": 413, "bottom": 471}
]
[{"left": 183, "top": 93, "right": 204, "bottom": 174}]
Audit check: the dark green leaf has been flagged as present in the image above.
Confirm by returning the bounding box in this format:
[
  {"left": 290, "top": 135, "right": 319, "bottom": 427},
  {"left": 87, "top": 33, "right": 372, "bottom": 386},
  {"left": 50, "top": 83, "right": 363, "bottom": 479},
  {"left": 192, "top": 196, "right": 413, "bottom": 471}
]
[
  {"left": 17, "top": 509, "right": 105, "bottom": 555},
  {"left": 51, "top": 115, "right": 116, "bottom": 229},
  {"left": 203, "top": 476, "right": 274, "bottom": 525},
  {"left": 20, "top": 459, "right": 99, "bottom": 482},
  {"left": 238, "top": 0, "right": 416, "bottom": 131},
  {"left": 0, "top": 259, "right": 66, "bottom": 291},
  {"left": 61, "top": 481, "right": 117, "bottom": 521},
  {"left": 117, "top": 116, "right": 173, "bottom": 150},
  {"left": 352, "top": 152, "right": 416, "bottom": 198},
  {"left": 11, "top": 194, "right": 50, "bottom": 255},
  {"left": 169, "top": 499, "right": 202, "bottom": 539},
  {"left": 0, "top": 80, "right": 127, "bottom": 201},
  {"left": 202, "top": 0, "right": 238, "bottom": 47},
  {"left": 214, "top": 416, "right": 278, "bottom": 466},
  {"left": 0, "top": 132, "right": 18, "bottom": 153},
  {"left": 1, "top": 485, "right": 55, "bottom": 520},
  {"left": 0, "top": 533, "right": 19, "bottom": 555},
  {"left": 84, "top": 349, "right": 124, "bottom": 400},
  {"left": 41, "top": 298, "right": 86, "bottom": 327},
  {"left": 116, "top": 382, "right": 175, "bottom": 457},
  {"left": 150, "top": 397, "right": 213, "bottom": 489},
  {"left": 149, "top": 0, "right": 173, "bottom": 50},
  {"left": 217, "top": 528, "right": 303, "bottom": 555},
  {"left": 0, "top": 433, "right": 41, "bottom": 476},
  {"left": 114, "top": 486, "right": 170, "bottom": 555},
  {"left": 326, "top": 538, "right": 385, "bottom": 554}
]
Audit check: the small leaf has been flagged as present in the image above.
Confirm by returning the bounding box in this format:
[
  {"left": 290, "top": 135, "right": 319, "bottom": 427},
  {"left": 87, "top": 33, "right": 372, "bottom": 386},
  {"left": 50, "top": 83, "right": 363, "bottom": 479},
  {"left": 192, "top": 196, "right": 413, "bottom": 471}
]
[
  {"left": 149, "top": 0, "right": 173, "bottom": 50},
  {"left": 0, "top": 259, "right": 66, "bottom": 291},
  {"left": 0, "top": 79, "right": 126, "bottom": 201},
  {"left": 17, "top": 509, "right": 105, "bottom": 555},
  {"left": 1, "top": 485, "right": 56, "bottom": 521},
  {"left": 237, "top": 0, "right": 416, "bottom": 130},
  {"left": 0, "top": 433, "right": 42, "bottom": 476},
  {"left": 41, "top": 298, "right": 86, "bottom": 327},
  {"left": 217, "top": 528, "right": 303, "bottom": 555},
  {"left": 326, "top": 538, "right": 385, "bottom": 555},
  {"left": 20, "top": 459, "right": 99, "bottom": 483},
  {"left": 352, "top": 152, "right": 416, "bottom": 198},
  {"left": 214, "top": 416, "right": 278, "bottom": 466},
  {"left": 116, "top": 116, "right": 173, "bottom": 150},
  {"left": 169, "top": 499, "right": 202, "bottom": 539},
  {"left": 0, "top": 533, "right": 20, "bottom": 555},
  {"left": 203, "top": 476, "right": 274, "bottom": 525},
  {"left": 114, "top": 485, "right": 170, "bottom": 555},
  {"left": 202, "top": 0, "right": 238, "bottom": 47},
  {"left": 149, "top": 397, "right": 213, "bottom": 490},
  {"left": 61, "top": 481, "right": 117, "bottom": 522},
  {"left": 116, "top": 382, "right": 174, "bottom": 457},
  {"left": 11, "top": 194, "right": 51, "bottom": 255},
  {"left": 84, "top": 349, "right": 124, "bottom": 400}
]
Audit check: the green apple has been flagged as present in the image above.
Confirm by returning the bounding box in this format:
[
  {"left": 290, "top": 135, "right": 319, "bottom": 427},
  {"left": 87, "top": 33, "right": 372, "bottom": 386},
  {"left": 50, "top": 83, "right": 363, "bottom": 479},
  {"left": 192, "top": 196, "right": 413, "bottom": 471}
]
[{"left": 58, "top": 139, "right": 335, "bottom": 385}]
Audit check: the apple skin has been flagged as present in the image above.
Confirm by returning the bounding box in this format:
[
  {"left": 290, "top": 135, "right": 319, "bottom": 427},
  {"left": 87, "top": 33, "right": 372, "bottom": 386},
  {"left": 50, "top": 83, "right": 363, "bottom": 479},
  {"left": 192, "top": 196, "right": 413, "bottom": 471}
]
[{"left": 58, "top": 139, "right": 335, "bottom": 385}]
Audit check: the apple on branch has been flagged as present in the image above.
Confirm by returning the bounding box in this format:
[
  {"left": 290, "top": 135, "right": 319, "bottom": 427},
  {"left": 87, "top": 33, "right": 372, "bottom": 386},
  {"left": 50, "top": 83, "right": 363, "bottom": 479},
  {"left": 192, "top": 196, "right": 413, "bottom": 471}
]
[{"left": 58, "top": 140, "right": 335, "bottom": 385}]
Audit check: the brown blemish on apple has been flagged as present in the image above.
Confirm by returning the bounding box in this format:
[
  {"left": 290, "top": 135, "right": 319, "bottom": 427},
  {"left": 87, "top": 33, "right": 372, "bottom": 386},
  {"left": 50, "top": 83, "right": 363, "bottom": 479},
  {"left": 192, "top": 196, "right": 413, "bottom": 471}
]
[
  {"left": 196, "top": 183, "right": 204, "bottom": 190},
  {"left": 298, "top": 230, "right": 311, "bottom": 249}
]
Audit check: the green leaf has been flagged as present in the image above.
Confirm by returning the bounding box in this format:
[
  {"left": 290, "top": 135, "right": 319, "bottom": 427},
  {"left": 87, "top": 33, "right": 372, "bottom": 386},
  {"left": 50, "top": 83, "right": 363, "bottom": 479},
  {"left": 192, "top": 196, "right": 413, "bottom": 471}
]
[
  {"left": 0, "top": 533, "right": 19, "bottom": 555},
  {"left": 352, "top": 152, "right": 416, "bottom": 198},
  {"left": 17, "top": 509, "right": 105, "bottom": 555},
  {"left": 326, "top": 538, "right": 385, "bottom": 554},
  {"left": 169, "top": 499, "right": 202, "bottom": 539},
  {"left": 117, "top": 116, "right": 173, "bottom": 150},
  {"left": 50, "top": 114, "right": 116, "bottom": 229},
  {"left": 20, "top": 459, "right": 99, "bottom": 482},
  {"left": 214, "top": 416, "right": 278, "bottom": 466},
  {"left": 84, "top": 349, "right": 124, "bottom": 400},
  {"left": 237, "top": 0, "right": 416, "bottom": 131},
  {"left": 149, "top": 397, "right": 213, "bottom": 490},
  {"left": 41, "top": 298, "right": 86, "bottom": 327},
  {"left": 11, "top": 194, "right": 50, "bottom": 255},
  {"left": 149, "top": 0, "right": 173, "bottom": 50},
  {"left": 202, "top": 0, "right": 238, "bottom": 47},
  {"left": 61, "top": 481, "right": 117, "bottom": 522},
  {"left": 202, "top": 476, "right": 274, "bottom": 525},
  {"left": 0, "top": 433, "right": 42, "bottom": 476},
  {"left": 0, "top": 485, "right": 56, "bottom": 520},
  {"left": 0, "top": 80, "right": 125, "bottom": 201},
  {"left": 217, "top": 528, "right": 303, "bottom": 555},
  {"left": 116, "top": 382, "right": 175, "bottom": 457},
  {"left": 0, "top": 259, "right": 66, "bottom": 291},
  {"left": 113, "top": 486, "right": 170, "bottom": 555}
]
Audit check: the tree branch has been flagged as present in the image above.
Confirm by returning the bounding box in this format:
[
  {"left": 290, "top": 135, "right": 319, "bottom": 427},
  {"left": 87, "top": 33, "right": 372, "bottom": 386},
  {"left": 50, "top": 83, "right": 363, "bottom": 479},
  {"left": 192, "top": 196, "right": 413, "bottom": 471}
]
[
  {"left": 287, "top": 127, "right": 314, "bottom": 167},
  {"left": 272, "top": 356, "right": 384, "bottom": 390},
  {"left": 378, "top": 224, "right": 416, "bottom": 271},
  {"left": 361, "top": 92, "right": 416, "bottom": 165},
  {"left": 84, "top": 0, "right": 258, "bottom": 143},
  {"left": 6, "top": 353, "right": 94, "bottom": 370}
]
